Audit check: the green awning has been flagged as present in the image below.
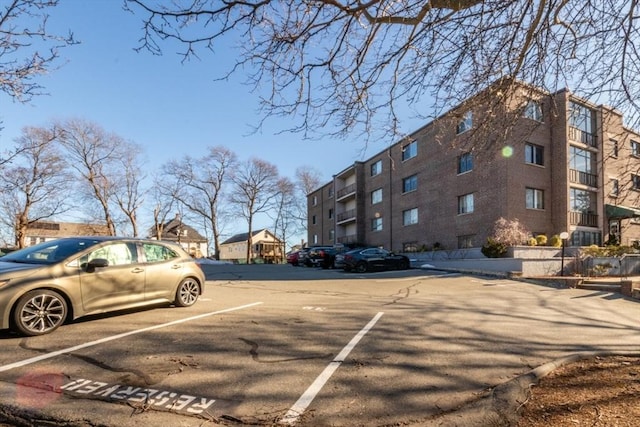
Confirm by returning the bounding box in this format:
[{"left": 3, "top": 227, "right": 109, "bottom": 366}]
[{"left": 605, "top": 204, "right": 640, "bottom": 219}]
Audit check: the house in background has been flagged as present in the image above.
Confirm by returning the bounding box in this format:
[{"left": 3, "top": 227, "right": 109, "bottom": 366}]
[
  {"left": 148, "top": 214, "right": 208, "bottom": 258},
  {"left": 219, "top": 229, "right": 285, "bottom": 264},
  {"left": 24, "top": 221, "right": 111, "bottom": 247}
]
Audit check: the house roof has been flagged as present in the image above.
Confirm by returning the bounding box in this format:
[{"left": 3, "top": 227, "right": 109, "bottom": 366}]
[
  {"left": 26, "top": 221, "right": 111, "bottom": 238},
  {"left": 221, "top": 229, "right": 267, "bottom": 245},
  {"left": 152, "top": 215, "right": 207, "bottom": 243}
]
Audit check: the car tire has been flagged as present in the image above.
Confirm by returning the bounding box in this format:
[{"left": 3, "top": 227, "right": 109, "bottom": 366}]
[
  {"left": 355, "top": 261, "right": 368, "bottom": 273},
  {"left": 13, "top": 289, "right": 68, "bottom": 336},
  {"left": 175, "top": 278, "right": 200, "bottom": 307}
]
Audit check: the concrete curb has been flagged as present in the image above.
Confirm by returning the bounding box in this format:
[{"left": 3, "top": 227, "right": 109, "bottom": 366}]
[{"left": 422, "top": 351, "right": 640, "bottom": 426}]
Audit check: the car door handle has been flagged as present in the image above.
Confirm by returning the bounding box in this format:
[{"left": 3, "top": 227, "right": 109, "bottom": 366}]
[
  {"left": 132, "top": 268, "right": 144, "bottom": 273},
  {"left": 171, "top": 264, "right": 182, "bottom": 269}
]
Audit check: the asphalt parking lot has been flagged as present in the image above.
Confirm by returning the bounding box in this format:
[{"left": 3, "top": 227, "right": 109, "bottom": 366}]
[{"left": 0, "top": 264, "right": 638, "bottom": 426}]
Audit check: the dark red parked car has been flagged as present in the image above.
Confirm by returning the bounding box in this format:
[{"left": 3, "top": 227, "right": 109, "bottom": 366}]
[{"left": 286, "top": 251, "right": 300, "bottom": 266}]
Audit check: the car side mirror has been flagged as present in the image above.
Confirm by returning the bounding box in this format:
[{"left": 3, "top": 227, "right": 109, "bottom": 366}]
[{"left": 86, "top": 258, "right": 109, "bottom": 272}]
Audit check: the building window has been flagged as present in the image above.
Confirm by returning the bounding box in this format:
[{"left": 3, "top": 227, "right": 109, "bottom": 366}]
[
  {"left": 371, "top": 217, "right": 383, "bottom": 231},
  {"left": 570, "top": 188, "right": 596, "bottom": 212},
  {"left": 632, "top": 140, "right": 640, "bottom": 157},
  {"left": 371, "top": 188, "right": 382, "bottom": 204},
  {"left": 456, "top": 111, "right": 473, "bottom": 134},
  {"left": 632, "top": 174, "right": 640, "bottom": 190},
  {"left": 611, "top": 178, "right": 619, "bottom": 196},
  {"left": 458, "top": 152, "right": 473, "bottom": 174},
  {"left": 525, "top": 143, "right": 544, "bottom": 166},
  {"left": 312, "top": 215, "right": 316, "bottom": 225},
  {"left": 403, "top": 208, "right": 418, "bottom": 225},
  {"left": 313, "top": 234, "right": 318, "bottom": 244},
  {"left": 458, "top": 193, "right": 474, "bottom": 214},
  {"left": 526, "top": 188, "right": 545, "bottom": 209},
  {"left": 611, "top": 139, "right": 619, "bottom": 158},
  {"left": 328, "top": 208, "right": 333, "bottom": 219},
  {"left": 371, "top": 160, "right": 382, "bottom": 176},
  {"left": 458, "top": 235, "right": 475, "bottom": 249},
  {"left": 569, "top": 101, "right": 595, "bottom": 134},
  {"left": 402, "top": 140, "right": 417, "bottom": 161},
  {"left": 328, "top": 186, "right": 334, "bottom": 198},
  {"left": 312, "top": 195, "right": 317, "bottom": 206},
  {"left": 329, "top": 229, "right": 335, "bottom": 241},
  {"left": 402, "top": 175, "right": 418, "bottom": 193},
  {"left": 524, "top": 100, "right": 543, "bottom": 121}
]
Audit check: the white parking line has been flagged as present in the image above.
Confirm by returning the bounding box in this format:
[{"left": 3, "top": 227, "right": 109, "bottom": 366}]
[
  {"left": 280, "top": 312, "right": 384, "bottom": 425},
  {"left": 0, "top": 302, "right": 263, "bottom": 373}
]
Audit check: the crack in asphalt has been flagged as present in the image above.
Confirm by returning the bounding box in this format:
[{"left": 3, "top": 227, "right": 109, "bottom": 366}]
[
  {"left": 239, "top": 338, "right": 332, "bottom": 363},
  {"left": 384, "top": 282, "right": 420, "bottom": 305}
]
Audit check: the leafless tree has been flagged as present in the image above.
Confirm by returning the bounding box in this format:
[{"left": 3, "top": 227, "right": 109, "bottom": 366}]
[
  {"left": 0, "top": 0, "right": 77, "bottom": 103},
  {"left": 113, "top": 143, "right": 146, "bottom": 237},
  {"left": 230, "top": 158, "right": 280, "bottom": 263},
  {"left": 125, "top": 1, "right": 640, "bottom": 143},
  {"left": 294, "top": 166, "right": 322, "bottom": 236},
  {"left": 148, "top": 173, "right": 177, "bottom": 240},
  {"left": 269, "top": 176, "right": 297, "bottom": 253},
  {"left": 0, "top": 126, "right": 71, "bottom": 248},
  {"left": 55, "top": 118, "right": 131, "bottom": 236},
  {"left": 160, "top": 146, "right": 237, "bottom": 258}
]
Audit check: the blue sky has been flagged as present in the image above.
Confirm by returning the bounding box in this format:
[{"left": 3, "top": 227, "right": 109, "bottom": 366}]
[{"left": 0, "top": 0, "right": 416, "bottom": 240}]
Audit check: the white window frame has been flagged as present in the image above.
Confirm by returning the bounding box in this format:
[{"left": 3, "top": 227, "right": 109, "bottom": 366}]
[
  {"left": 524, "top": 100, "right": 543, "bottom": 121},
  {"left": 456, "top": 111, "right": 473, "bottom": 134},
  {"left": 458, "top": 193, "right": 474, "bottom": 214},
  {"left": 371, "top": 188, "right": 382, "bottom": 204},
  {"left": 526, "top": 188, "right": 545, "bottom": 210},
  {"left": 402, "top": 141, "right": 417, "bottom": 161},
  {"left": 402, "top": 208, "right": 418, "bottom": 226},
  {"left": 371, "top": 217, "right": 383, "bottom": 231},
  {"left": 371, "top": 160, "right": 382, "bottom": 176},
  {"left": 402, "top": 175, "right": 418, "bottom": 193},
  {"left": 525, "top": 143, "right": 544, "bottom": 166}
]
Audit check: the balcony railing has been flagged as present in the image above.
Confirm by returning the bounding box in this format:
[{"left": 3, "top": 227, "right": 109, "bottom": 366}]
[
  {"left": 569, "top": 126, "right": 597, "bottom": 147},
  {"left": 336, "top": 183, "right": 356, "bottom": 200},
  {"left": 337, "top": 234, "right": 358, "bottom": 244},
  {"left": 569, "top": 169, "right": 598, "bottom": 187},
  {"left": 337, "top": 208, "right": 356, "bottom": 223},
  {"left": 570, "top": 211, "right": 598, "bottom": 227}
]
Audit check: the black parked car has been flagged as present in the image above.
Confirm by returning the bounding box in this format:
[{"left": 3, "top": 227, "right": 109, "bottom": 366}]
[
  {"left": 342, "top": 247, "right": 410, "bottom": 273},
  {"left": 307, "top": 246, "right": 343, "bottom": 269}
]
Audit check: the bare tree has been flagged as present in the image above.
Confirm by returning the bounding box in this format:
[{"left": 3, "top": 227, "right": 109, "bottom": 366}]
[
  {"left": 294, "top": 166, "right": 322, "bottom": 233},
  {"left": 269, "top": 176, "right": 296, "bottom": 253},
  {"left": 160, "top": 146, "right": 237, "bottom": 259},
  {"left": 0, "top": 126, "right": 71, "bottom": 248},
  {"left": 230, "top": 158, "right": 280, "bottom": 263},
  {"left": 56, "top": 118, "right": 130, "bottom": 236},
  {"left": 113, "top": 143, "right": 146, "bottom": 237},
  {"left": 0, "top": 0, "right": 77, "bottom": 103},
  {"left": 125, "top": 1, "right": 640, "bottom": 142},
  {"left": 148, "top": 172, "right": 177, "bottom": 240}
]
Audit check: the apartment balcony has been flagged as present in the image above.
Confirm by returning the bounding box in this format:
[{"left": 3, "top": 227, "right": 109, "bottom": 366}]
[
  {"left": 569, "top": 169, "right": 598, "bottom": 188},
  {"left": 337, "top": 234, "right": 358, "bottom": 244},
  {"left": 336, "top": 183, "right": 356, "bottom": 201},
  {"left": 569, "top": 126, "right": 597, "bottom": 148},
  {"left": 570, "top": 211, "right": 598, "bottom": 227},
  {"left": 337, "top": 208, "right": 356, "bottom": 224}
]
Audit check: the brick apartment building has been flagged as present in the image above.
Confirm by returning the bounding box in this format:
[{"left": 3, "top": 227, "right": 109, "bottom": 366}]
[{"left": 307, "top": 79, "right": 640, "bottom": 252}]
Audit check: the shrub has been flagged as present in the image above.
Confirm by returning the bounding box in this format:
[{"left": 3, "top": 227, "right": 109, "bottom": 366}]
[
  {"left": 549, "top": 235, "right": 562, "bottom": 247},
  {"left": 527, "top": 237, "right": 537, "bottom": 246},
  {"left": 535, "top": 234, "right": 548, "bottom": 246},
  {"left": 491, "top": 217, "right": 531, "bottom": 246},
  {"left": 481, "top": 238, "right": 507, "bottom": 258}
]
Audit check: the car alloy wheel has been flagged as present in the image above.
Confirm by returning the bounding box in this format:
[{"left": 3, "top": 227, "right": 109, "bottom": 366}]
[
  {"left": 175, "top": 278, "right": 200, "bottom": 307},
  {"left": 13, "top": 290, "right": 68, "bottom": 336},
  {"left": 355, "top": 261, "right": 368, "bottom": 273}
]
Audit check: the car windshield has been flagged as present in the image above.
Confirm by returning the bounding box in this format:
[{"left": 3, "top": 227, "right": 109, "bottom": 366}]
[{"left": 0, "top": 238, "right": 103, "bottom": 265}]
